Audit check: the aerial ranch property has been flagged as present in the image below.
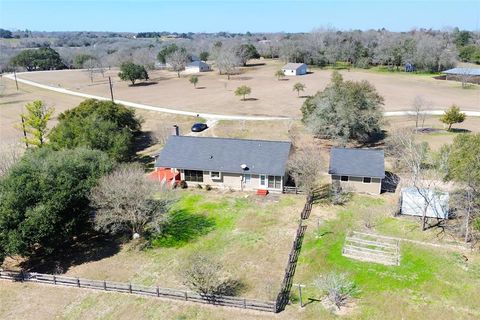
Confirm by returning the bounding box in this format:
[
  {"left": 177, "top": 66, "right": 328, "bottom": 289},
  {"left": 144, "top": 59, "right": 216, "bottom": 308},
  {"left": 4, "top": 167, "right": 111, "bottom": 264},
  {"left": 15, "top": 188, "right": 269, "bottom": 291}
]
[{"left": 153, "top": 133, "right": 291, "bottom": 193}]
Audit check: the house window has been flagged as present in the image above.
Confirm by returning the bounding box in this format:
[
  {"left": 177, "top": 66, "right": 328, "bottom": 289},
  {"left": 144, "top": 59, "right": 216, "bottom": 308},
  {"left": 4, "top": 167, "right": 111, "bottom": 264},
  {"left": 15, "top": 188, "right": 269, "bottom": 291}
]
[
  {"left": 341, "top": 176, "right": 349, "bottom": 182},
  {"left": 260, "top": 175, "right": 266, "bottom": 186},
  {"left": 184, "top": 170, "right": 203, "bottom": 182},
  {"left": 363, "top": 177, "right": 372, "bottom": 183},
  {"left": 268, "top": 176, "right": 282, "bottom": 189},
  {"left": 244, "top": 174, "right": 251, "bottom": 184},
  {"left": 210, "top": 171, "right": 221, "bottom": 179}
]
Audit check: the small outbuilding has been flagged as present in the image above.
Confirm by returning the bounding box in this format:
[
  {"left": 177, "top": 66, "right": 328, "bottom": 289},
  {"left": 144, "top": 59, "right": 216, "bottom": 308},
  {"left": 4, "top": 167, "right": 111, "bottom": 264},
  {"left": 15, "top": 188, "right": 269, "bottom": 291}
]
[
  {"left": 442, "top": 67, "right": 480, "bottom": 84},
  {"left": 185, "top": 61, "right": 211, "bottom": 73},
  {"left": 282, "top": 63, "right": 307, "bottom": 76},
  {"left": 328, "top": 148, "right": 385, "bottom": 194},
  {"left": 400, "top": 188, "right": 449, "bottom": 219}
]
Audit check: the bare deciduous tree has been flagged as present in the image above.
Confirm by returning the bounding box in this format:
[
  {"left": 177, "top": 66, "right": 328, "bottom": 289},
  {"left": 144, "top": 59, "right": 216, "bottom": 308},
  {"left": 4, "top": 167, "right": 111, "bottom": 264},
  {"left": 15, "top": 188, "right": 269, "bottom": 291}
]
[
  {"left": 216, "top": 47, "right": 241, "bottom": 80},
  {"left": 411, "top": 95, "right": 430, "bottom": 130},
  {"left": 89, "top": 163, "right": 174, "bottom": 238},
  {"left": 287, "top": 143, "right": 323, "bottom": 196},
  {"left": 183, "top": 253, "right": 242, "bottom": 299},
  {"left": 166, "top": 49, "right": 188, "bottom": 78},
  {"left": 386, "top": 128, "right": 447, "bottom": 230}
]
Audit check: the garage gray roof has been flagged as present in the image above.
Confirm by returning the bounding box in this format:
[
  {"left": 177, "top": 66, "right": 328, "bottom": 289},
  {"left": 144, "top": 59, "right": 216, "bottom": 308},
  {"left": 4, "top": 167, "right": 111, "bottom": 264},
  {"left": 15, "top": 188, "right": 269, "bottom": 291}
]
[
  {"left": 282, "top": 63, "right": 306, "bottom": 70},
  {"left": 443, "top": 68, "right": 480, "bottom": 76},
  {"left": 329, "top": 148, "right": 385, "bottom": 178},
  {"left": 155, "top": 136, "right": 291, "bottom": 176}
]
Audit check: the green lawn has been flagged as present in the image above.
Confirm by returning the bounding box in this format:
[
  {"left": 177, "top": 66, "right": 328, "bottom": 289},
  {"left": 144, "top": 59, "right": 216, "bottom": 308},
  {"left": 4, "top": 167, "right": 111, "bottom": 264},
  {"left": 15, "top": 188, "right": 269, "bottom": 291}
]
[
  {"left": 61, "top": 190, "right": 304, "bottom": 300},
  {"left": 293, "top": 195, "right": 480, "bottom": 319}
]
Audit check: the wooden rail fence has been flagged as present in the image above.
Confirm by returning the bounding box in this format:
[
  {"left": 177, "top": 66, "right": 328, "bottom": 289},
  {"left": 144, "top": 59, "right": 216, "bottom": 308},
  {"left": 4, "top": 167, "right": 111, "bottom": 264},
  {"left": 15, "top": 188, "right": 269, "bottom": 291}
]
[
  {"left": 0, "top": 270, "right": 276, "bottom": 313},
  {"left": 275, "top": 195, "right": 313, "bottom": 312}
]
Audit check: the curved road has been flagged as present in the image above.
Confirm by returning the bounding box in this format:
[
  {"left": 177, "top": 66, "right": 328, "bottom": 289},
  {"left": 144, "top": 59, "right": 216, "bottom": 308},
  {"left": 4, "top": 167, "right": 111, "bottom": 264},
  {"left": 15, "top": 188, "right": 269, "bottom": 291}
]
[{"left": 5, "top": 72, "right": 480, "bottom": 120}]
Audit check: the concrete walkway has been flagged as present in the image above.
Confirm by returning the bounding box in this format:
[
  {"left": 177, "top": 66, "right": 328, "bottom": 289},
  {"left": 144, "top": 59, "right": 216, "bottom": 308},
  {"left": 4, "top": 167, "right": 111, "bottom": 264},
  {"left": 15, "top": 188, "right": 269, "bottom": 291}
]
[{"left": 5, "top": 73, "right": 480, "bottom": 120}]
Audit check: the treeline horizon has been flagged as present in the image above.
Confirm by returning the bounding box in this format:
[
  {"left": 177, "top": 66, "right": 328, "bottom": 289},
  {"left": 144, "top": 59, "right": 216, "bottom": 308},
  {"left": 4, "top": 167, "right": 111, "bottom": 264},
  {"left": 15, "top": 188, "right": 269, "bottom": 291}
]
[{"left": 1, "top": 27, "right": 479, "bottom": 73}]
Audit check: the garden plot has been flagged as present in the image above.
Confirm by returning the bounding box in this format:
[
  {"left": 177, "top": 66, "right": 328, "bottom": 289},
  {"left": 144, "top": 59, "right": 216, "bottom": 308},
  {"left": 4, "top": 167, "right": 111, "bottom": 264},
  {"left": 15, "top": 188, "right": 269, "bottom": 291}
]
[{"left": 342, "top": 231, "right": 400, "bottom": 266}]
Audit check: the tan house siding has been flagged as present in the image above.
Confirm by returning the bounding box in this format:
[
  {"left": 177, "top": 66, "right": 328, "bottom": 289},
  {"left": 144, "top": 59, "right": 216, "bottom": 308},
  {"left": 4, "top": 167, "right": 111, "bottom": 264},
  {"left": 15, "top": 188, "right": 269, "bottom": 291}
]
[
  {"left": 331, "top": 175, "right": 382, "bottom": 194},
  {"left": 179, "top": 170, "right": 283, "bottom": 192}
]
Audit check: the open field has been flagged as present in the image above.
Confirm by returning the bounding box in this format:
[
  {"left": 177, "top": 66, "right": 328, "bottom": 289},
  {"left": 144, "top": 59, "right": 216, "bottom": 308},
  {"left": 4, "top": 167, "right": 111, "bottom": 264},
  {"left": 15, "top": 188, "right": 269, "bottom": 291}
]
[
  {"left": 15, "top": 59, "right": 480, "bottom": 118},
  {"left": 0, "top": 77, "right": 196, "bottom": 148}
]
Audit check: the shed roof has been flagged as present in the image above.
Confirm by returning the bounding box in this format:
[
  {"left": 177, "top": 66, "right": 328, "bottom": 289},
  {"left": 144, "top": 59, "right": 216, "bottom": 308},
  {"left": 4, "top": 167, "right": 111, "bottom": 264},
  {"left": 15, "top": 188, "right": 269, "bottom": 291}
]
[
  {"left": 186, "top": 61, "right": 209, "bottom": 68},
  {"left": 443, "top": 67, "right": 480, "bottom": 76},
  {"left": 155, "top": 136, "right": 291, "bottom": 176},
  {"left": 282, "top": 63, "right": 307, "bottom": 70},
  {"left": 328, "top": 148, "right": 385, "bottom": 178},
  {"left": 400, "top": 188, "right": 449, "bottom": 219}
]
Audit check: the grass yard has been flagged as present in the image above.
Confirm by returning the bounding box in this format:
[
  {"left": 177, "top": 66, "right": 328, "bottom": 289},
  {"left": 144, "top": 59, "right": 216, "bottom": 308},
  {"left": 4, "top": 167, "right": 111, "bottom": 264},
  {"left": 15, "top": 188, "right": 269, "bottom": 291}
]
[
  {"left": 56, "top": 190, "right": 304, "bottom": 301},
  {"left": 294, "top": 195, "right": 480, "bottom": 319}
]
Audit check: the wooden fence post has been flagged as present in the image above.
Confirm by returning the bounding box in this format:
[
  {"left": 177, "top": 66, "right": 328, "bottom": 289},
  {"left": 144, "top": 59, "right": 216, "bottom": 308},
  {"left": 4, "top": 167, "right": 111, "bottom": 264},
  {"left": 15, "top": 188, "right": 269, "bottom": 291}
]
[
  {"left": 156, "top": 286, "right": 159, "bottom": 297},
  {"left": 184, "top": 291, "right": 188, "bottom": 301},
  {"left": 103, "top": 281, "right": 107, "bottom": 290},
  {"left": 77, "top": 278, "right": 80, "bottom": 287},
  {"left": 129, "top": 283, "right": 132, "bottom": 293},
  {"left": 53, "top": 275, "right": 56, "bottom": 285},
  {"left": 243, "top": 298, "right": 247, "bottom": 308}
]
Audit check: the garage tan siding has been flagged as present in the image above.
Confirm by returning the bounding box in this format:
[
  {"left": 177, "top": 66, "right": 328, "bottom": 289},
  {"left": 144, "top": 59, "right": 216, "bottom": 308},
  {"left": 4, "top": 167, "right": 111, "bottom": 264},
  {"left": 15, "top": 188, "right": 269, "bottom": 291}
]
[{"left": 331, "top": 175, "right": 382, "bottom": 194}]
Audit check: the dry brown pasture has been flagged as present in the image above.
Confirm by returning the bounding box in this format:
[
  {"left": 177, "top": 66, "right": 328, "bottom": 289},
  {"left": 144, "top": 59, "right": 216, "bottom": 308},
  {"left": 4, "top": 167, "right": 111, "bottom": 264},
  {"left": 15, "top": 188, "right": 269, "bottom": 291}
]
[
  {"left": 0, "top": 76, "right": 195, "bottom": 149},
  {"left": 16, "top": 59, "right": 480, "bottom": 118}
]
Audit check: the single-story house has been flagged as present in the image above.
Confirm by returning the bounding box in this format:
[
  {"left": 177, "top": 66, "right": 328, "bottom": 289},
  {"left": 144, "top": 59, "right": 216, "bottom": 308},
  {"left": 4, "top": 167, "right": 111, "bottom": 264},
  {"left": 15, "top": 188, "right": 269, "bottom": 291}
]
[
  {"left": 328, "top": 148, "right": 385, "bottom": 194},
  {"left": 185, "top": 61, "right": 211, "bottom": 73},
  {"left": 153, "top": 134, "right": 291, "bottom": 193},
  {"left": 282, "top": 63, "right": 307, "bottom": 76},
  {"left": 400, "top": 188, "right": 449, "bottom": 219},
  {"left": 442, "top": 67, "right": 480, "bottom": 84}
]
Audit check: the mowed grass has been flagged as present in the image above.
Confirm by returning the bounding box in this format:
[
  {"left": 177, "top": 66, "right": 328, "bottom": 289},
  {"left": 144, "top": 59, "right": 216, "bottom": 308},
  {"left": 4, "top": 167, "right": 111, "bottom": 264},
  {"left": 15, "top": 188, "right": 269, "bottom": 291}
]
[
  {"left": 62, "top": 190, "right": 303, "bottom": 300},
  {"left": 294, "top": 195, "right": 480, "bottom": 319}
]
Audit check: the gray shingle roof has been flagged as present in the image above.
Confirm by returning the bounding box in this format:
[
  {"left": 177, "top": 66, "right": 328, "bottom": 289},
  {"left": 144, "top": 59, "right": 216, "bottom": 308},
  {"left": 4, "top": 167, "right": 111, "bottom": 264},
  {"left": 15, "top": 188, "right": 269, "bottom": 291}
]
[
  {"left": 187, "top": 61, "right": 209, "bottom": 68},
  {"left": 282, "top": 63, "right": 307, "bottom": 70},
  {"left": 443, "top": 68, "right": 480, "bottom": 76},
  {"left": 155, "top": 136, "right": 291, "bottom": 176},
  {"left": 328, "top": 148, "right": 385, "bottom": 178}
]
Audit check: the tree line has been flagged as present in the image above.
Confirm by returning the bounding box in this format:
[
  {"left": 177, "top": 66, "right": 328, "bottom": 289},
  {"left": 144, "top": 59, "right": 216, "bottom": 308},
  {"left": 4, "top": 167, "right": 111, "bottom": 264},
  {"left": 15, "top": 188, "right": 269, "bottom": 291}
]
[{"left": 2, "top": 28, "right": 478, "bottom": 73}]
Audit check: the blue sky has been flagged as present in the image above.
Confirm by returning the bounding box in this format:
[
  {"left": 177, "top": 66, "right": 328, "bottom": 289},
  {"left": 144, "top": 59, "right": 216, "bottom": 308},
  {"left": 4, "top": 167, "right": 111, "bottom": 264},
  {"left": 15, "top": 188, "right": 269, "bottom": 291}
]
[{"left": 0, "top": 0, "right": 479, "bottom": 33}]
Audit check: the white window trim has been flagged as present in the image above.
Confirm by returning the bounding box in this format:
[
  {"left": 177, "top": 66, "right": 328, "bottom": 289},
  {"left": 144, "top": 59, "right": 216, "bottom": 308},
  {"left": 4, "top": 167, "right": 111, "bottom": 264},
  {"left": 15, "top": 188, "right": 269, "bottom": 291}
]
[
  {"left": 259, "top": 174, "right": 266, "bottom": 187},
  {"left": 210, "top": 171, "right": 221, "bottom": 180}
]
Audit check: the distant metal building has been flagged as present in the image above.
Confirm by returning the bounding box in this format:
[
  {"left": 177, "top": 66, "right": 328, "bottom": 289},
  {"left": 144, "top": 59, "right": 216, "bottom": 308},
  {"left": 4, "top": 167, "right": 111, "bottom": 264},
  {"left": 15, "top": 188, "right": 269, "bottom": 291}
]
[
  {"left": 442, "top": 67, "right": 480, "bottom": 84},
  {"left": 400, "top": 188, "right": 449, "bottom": 219}
]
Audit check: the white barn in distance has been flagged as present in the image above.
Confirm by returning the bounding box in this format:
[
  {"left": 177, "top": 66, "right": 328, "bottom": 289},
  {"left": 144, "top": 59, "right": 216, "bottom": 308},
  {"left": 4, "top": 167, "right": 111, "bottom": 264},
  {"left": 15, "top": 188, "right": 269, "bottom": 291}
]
[
  {"left": 400, "top": 188, "right": 449, "bottom": 219},
  {"left": 282, "top": 63, "right": 307, "bottom": 76},
  {"left": 185, "top": 61, "right": 211, "bottom": 73}
]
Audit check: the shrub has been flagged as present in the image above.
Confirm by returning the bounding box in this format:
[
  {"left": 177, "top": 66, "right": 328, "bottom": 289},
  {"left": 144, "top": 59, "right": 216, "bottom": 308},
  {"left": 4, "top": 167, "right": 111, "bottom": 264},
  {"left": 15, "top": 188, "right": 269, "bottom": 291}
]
[
  {"left": 179, "top": 180, "right": 188, "bottom": 189},
  {"left": 196, "top": 184, "right": 203, "bottom": 189},
  {"left": 314, "top": 272, "right": 359, "bottom": 310},
  {"left": 205, "top": 184, "right": 212, "bottom": 191}
]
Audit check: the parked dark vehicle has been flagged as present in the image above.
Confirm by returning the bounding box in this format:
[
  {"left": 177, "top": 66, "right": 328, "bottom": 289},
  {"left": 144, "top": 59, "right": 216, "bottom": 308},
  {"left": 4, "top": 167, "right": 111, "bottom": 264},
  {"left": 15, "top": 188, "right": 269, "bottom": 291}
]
[{"left": 191, "top": 123, "right": 208, "bottom": 132}]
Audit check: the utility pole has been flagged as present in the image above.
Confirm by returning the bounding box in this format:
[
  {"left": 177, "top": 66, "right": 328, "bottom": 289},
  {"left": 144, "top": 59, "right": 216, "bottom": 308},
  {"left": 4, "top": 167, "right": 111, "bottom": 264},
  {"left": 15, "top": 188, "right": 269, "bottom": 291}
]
[
  {"left": 13, "top": 70, "right": 19, "bottom": 91},
  {"left": 21, "top": 115, "right": 28, "bottom": 148},
  {"left": 108, "top": 76, "right": 114, "bottom": 102}
]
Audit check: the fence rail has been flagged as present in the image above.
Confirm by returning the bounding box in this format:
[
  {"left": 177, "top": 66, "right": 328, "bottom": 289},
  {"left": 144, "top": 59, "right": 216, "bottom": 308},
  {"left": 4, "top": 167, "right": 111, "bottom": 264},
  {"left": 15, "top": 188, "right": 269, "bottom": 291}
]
[
  {"left": 275, "top": 195, "right": 313, "bottom": 312},
  {"left": 283, "top": 186, "right": 305, "bottom": 194},
  {"left": 0, "top": 270, "right": 275, "bottom": 313}
]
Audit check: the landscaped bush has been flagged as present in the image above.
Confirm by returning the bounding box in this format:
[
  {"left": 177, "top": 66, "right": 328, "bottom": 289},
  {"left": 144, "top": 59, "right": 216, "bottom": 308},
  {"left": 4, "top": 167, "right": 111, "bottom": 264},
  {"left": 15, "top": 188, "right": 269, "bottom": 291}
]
[
  {"left": 179, "top": 180, "right": 188, "bottom": 189},
  {"left": 314, "top": 272, "right": 359, "bottom": 310},
  {"left": 205, "top": 184, "right": 212, "bottom": 191}
]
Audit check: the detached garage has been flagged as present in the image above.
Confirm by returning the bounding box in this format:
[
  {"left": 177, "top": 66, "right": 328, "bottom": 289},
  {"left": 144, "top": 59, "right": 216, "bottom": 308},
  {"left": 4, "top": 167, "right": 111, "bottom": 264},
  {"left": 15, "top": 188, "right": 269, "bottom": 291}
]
[
  {"left": 185, "top": 61, "right": 211, "bottom": 73},
  {"left": 282, "top": 63, "right": 307, "bottom": 76}
]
